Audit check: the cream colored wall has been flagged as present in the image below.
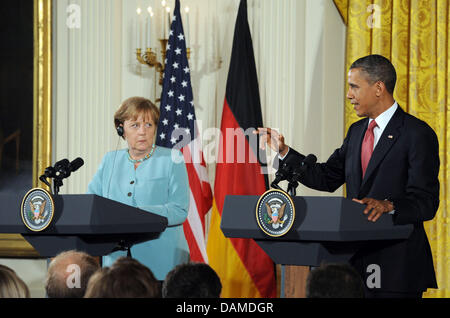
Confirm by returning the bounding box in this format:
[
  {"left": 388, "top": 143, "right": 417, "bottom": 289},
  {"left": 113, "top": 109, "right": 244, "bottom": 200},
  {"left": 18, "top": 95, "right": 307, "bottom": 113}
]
[
  {"left": 250, "top": 0, "right": 346, "bottom": 195},
  {"left": 53, "top": 0, "right": 345, "bottom": 198}
]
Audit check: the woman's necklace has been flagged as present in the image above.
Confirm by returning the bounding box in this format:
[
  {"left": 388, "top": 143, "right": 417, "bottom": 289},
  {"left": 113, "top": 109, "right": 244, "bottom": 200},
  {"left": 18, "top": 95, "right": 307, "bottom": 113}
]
[{"left": 127, "top": 144, "right": 156, "bottom": 164}]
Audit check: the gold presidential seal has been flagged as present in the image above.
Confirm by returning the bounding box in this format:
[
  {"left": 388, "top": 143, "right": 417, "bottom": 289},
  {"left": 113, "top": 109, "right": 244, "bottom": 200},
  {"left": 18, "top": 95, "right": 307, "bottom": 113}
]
[
  {"left": 256, "top": 189, "right": 295, "bottom": 237},
  {"left": 21, "top": 188, "right": 55, "bottom": 232}
]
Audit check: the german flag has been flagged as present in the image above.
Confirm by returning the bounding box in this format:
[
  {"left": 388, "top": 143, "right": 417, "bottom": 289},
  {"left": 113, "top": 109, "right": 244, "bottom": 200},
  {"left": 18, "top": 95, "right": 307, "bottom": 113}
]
[{"left": 206, "top": 0, "right": 276, "bottom": 298}]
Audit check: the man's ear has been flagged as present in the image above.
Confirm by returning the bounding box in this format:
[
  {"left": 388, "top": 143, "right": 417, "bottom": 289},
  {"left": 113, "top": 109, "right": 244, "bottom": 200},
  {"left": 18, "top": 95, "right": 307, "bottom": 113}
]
[{"left": 375, "top": 81, "right": 385, "bottom": 97}]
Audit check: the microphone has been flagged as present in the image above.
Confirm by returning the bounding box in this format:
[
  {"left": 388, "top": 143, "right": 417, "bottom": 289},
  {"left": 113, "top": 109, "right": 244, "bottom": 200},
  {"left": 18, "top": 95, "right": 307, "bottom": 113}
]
[
  {"left": 289, "top": 154, "right": 317, "bottom": 184},
  {"left": 68, "top": 157, "right": 84, "bottom": 173},
  {"left": 302, "top": 153, "right": 317, "bottom": 168},
  {"left": 39, "top": 157, "right": 84, "bottom": 195},
  {"left": 54, "top": 159, "right": 70, "bottom": 178},
  {"left": 40, "top": 166, "right": 56, "bottom": 179},
  {"left": 56, "top": 157, "right": 85, "bottom": 179},
  {"left": 270, "top": 163, "right": 291, "bottom": 189},
  {"left": 39, "top": 166, "right": 56, "bottom": 188},
  {"left": 271, "top": 152, "right": 304, "bottom": 189},
  {"left": 54, "top": 159, "right": 70, "bottom": 169}
]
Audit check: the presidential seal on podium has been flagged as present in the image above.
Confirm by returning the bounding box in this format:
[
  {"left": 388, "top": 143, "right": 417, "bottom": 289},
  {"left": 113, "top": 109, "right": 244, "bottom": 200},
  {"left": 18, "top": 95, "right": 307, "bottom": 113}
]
[
  {"left": 21, "top": 188, "right": 55, "bottom": 232},
  {"left": 256, "top": 189, "right": 295, "bottom": 237}
]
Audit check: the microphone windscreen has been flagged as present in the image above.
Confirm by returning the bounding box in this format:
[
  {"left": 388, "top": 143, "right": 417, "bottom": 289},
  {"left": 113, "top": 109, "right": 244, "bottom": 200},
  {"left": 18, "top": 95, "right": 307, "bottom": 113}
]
[
  {"left": 284, "top": 153, "right": 304, "bottom": 167},
  {"left": 69, "top": 157, "right": 84, "bottom": 172},
  {"left": 54, "top": 159, "right": 70, "bottom": 170},
  {"left": 44, "top": 166, "right": 56, "bottom": 178},
  {"left": 303, "top": 154, "right": 317, "bottom": 166}
]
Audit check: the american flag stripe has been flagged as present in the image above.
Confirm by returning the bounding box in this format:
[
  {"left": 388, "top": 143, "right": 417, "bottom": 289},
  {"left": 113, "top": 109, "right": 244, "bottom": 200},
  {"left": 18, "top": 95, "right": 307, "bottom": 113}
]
[
  {"left": 188, "top": 137, "right": 210, "bottom": 184},
  {"left": 184, "top": 145, "right": 212, "bottom": 212},
  {"left": 186, "top": 189, "right": 208, "bottom": 262},
  {"left": 156, "top": 0, "right": 212, "bottom": 263},
  {"left": 182, "top": 139, "right": 212, "bottom": 262}
]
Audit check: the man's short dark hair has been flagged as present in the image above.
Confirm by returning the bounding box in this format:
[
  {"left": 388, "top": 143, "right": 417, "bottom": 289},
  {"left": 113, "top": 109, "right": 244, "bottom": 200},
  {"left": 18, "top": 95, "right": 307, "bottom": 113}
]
[
  {"left": 350, "top": 54, "right": 397, "bottom": 95},
  {"left": 45, "top": 250, "right": 100, "bottom": 298},
  {"left": 306, "top": 263, "right": 365, "bottom": 298},
  {"left": 162, "top": 263, "right": 222, "bottom": 298}
]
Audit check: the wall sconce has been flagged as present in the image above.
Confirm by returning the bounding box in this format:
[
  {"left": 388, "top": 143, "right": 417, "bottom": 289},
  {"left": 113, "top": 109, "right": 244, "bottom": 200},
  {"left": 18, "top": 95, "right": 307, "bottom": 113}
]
[{"left": 135, "top": 2, "right": 191, "bottom": 86}]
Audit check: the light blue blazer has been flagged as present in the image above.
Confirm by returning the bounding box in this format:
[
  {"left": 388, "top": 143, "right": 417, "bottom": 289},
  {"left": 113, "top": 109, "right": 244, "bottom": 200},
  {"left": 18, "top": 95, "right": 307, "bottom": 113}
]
[{"left": 87, "top": 146, "right": 190, "bottom": 280}]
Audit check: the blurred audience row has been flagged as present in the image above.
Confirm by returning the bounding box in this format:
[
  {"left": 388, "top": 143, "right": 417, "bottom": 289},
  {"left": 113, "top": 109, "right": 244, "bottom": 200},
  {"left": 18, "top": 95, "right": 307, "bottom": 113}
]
[{"left": 0, "top": 250, "right": 364, "bottom": 298}]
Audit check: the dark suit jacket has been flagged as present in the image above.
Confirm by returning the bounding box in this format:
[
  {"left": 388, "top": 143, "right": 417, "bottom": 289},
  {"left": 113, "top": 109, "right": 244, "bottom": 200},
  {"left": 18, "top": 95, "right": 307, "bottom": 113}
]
[{"left": 282, "top": 106, "right": 439, "bottom": 293}]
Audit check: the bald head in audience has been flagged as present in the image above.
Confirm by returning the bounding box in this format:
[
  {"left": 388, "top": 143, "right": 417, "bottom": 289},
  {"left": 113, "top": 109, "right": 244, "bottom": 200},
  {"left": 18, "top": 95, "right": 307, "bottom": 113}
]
[{"left": 45, "top": 250, "right": 100, "bottom": 298}]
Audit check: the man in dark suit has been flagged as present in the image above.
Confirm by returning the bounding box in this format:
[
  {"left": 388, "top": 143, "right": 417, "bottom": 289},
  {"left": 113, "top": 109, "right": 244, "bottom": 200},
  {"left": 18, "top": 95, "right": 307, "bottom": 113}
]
[{"left": 255, "top": 54, "right": 439, "bottom": 298}]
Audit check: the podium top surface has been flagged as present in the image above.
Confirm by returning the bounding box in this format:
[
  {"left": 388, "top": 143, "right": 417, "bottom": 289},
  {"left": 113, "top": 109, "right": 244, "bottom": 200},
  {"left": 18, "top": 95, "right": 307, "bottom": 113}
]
[
  {"left": 0, "top": 193, "right": 168, "bottom": 235},
  {"left": 221, "top": 195, "right": 413, "bottom": 242}
]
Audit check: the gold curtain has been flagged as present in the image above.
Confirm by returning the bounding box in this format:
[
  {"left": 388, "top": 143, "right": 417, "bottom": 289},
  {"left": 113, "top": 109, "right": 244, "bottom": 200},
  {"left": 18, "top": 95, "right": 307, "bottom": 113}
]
[{"left": 333, "top": 0, "right": 449, "bottom": 298}]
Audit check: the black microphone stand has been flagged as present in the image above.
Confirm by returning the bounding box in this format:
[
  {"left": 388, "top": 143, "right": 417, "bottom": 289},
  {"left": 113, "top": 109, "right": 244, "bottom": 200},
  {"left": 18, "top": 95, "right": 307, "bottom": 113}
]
[
  {"left": 286, "top": 154, "right": 317, "bottom": 198},
  {"left": 53, "top": 176, "right": 64, "bottom": 195},
  {"left": 287, "top": 180, "right": 299, "bottom": 197},
  {"left": 39, "top": 166, "right": 55, "bottom": 194}
]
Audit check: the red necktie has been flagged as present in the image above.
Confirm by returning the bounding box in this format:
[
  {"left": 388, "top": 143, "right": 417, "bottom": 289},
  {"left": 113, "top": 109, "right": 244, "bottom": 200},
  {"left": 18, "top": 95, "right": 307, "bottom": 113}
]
[{"left": 361, "top": 120, "right": 377, "bottom": 178}]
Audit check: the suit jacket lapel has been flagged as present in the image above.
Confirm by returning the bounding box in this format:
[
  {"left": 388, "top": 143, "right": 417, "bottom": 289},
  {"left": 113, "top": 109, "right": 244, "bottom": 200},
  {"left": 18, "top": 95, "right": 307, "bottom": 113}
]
[{"left": 360, "top": 106, "right": 405, "bottom": 190}]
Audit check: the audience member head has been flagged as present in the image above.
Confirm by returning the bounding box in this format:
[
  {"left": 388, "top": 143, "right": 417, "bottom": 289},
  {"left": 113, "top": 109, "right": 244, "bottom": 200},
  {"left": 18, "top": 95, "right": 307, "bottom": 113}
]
[
  {"left": 162, "top": 262, "right": 222, "bottom": 298},
  {"left": 84, "top": 257, "right": 160, "bottom": 298},
  {"left": 0, "top": 264, "right": 30, "bottom": 298},
  {"left": 45, "top": 250, "right": 100, "bottom": 298},
  {"left": 306, "top": 263, "right": 365, "bottom": 298}
]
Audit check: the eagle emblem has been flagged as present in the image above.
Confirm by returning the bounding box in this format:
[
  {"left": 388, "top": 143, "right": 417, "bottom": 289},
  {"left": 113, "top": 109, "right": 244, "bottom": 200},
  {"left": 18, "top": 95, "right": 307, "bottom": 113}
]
[
  {"left": 265, "top": 201, "right": 286, "bottom": 228},
  {"left": 21, "top": 188, "right": 54, "bottom": 232},
  {"left": 256, "top": 189, "right": 295, "bottom": 237},
  {"left": 29, "top": 199, "right": 47, "bottom": 223}
]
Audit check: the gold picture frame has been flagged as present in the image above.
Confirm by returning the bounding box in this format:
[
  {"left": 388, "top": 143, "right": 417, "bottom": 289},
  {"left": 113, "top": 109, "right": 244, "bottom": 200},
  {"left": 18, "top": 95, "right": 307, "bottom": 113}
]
[{"left": 0, "top": 0, "right": 52, "bottom": 257}]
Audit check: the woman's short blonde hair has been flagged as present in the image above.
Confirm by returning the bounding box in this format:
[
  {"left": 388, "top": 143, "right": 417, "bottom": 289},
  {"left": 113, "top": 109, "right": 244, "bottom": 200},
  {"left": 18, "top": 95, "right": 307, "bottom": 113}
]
[
  {"left": 0, "top": 264, "right": 30, "bottom": 298},
  {"left": 114, "top": 97, "right": 160, "bottom": 130}
]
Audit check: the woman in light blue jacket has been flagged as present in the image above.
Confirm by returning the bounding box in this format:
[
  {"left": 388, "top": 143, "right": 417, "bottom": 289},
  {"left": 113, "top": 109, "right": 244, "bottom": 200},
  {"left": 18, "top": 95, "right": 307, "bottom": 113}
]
[{"left": 87, "top": 97, "right": 189, "bottom": 280}]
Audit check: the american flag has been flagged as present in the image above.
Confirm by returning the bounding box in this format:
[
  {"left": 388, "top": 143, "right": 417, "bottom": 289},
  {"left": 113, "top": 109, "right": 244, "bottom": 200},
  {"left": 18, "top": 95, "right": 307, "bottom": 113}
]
[{"left": 156, "top": 0, "right": 213, "bottom": 263}]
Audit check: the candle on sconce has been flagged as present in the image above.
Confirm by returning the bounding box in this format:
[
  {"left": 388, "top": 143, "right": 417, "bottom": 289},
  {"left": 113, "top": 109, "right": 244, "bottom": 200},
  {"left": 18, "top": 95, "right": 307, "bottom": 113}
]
[
  {"left": 166, "top": 6, "right": 171, "bottom": 36},
  {"left": 161, "top": 0, "right": 167, "bottom": 38},
  {"left": 185, "top": 6, "right": 190, "bottom": 48},
  {"left": 136, "top": 7, "right": 142, "bottom": 48},
  {"left": 147, "top": 7, "right": 153, "bottom": 48}
]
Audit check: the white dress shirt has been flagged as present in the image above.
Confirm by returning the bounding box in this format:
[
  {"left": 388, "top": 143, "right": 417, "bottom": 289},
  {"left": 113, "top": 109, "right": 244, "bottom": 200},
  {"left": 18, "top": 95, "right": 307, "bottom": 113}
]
[{"left": 370, "top": 101, "right": 398, "bottom": 149}]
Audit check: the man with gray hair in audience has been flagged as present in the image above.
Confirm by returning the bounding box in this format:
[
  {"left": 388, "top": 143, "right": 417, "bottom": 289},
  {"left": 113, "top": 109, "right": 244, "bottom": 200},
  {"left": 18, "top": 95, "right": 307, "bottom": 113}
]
[{"left": 45, "top": 250, "right": 99, "bottom": 298}]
